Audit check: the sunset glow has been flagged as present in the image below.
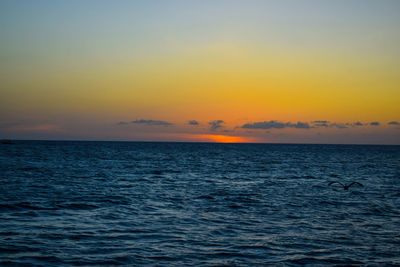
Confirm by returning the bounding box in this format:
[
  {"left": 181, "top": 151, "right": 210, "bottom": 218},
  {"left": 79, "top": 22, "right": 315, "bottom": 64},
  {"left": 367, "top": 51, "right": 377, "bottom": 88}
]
[
  {"left": 0, "top": 1, "right": 399, "bottom": 144},
  {"left": 181, "top": 134, "right": 254, "bottom": 143}
]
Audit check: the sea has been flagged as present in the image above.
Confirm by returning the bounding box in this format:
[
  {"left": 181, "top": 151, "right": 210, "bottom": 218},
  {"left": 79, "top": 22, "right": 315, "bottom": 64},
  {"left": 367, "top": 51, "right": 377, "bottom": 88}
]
[{"left": 1, "top": 141, "right": 400, "bottom": 266}]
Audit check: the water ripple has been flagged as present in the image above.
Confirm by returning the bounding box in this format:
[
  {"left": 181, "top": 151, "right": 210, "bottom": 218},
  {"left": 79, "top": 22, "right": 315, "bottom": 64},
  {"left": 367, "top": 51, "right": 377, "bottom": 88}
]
[{"left": 1, "top": 141, "right": 400, "bottom": 265}]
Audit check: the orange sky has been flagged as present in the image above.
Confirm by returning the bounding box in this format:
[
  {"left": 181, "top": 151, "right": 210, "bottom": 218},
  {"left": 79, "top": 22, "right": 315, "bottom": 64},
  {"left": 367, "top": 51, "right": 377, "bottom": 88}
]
[{"left": 1, "top": 1, "right": 399, "bottom": 144}]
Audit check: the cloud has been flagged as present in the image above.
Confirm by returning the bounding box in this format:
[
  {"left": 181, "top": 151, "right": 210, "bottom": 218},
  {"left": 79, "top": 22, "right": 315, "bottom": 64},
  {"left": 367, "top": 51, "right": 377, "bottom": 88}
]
[
  {"left": 312, "top": 121, "right": 330, "bottom": 127},
  {"left": 353, "top": 121, "right": 364, "bottom": 126},
  {"left": 344, "top": 122, "right": 364, "bottom": 127},
  {"left": 329, "top": 123, "right": 348, "bottom": 129},
  {"left": 242, "top": 121, "right": 286, "bottom": 129},
  {"left": 289, "top": 122, "right": 311, "bottom": 129},
  {"left": 388, "top": 121, "right": 400, "bottom": 125},
  {"left": 209, "top": 120, "right": 224, "bottom": 131},
  {"left": 242, "top": 120, "right": 384, "bottom": 130},
  {"left": 131, "top": 119, "right": 173, "bottom": 126},
  {"left": 188, "top": 120, "right": 199, "bottom": 126},
  {"left": 241, "top": 120, "right": 311, "bottom": 129},
  {"left": 313, "top": 121, "right": 365, "bottom": 128}
]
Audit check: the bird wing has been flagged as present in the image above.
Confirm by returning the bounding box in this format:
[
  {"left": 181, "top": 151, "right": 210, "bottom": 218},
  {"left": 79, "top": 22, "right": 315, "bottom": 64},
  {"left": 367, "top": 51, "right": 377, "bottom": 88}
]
[
  {"left": 348, "top": 182, "right": 363, "bottom": 188},
  {"left": 328, "top": 181, "right": 345, "bottom": 187}
]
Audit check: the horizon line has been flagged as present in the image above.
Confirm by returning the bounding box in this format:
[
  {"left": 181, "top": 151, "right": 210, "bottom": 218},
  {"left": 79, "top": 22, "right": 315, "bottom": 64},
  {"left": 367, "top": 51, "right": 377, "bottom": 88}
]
[{"left": 2, "top": 138, "right": 399, "bottom": 146}]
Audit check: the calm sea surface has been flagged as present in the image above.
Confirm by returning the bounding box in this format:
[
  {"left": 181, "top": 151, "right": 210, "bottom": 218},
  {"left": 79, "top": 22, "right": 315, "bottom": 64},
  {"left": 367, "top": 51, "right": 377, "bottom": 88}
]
[{"left": 1, "top": 141, "right": 400, "bottom": 266}]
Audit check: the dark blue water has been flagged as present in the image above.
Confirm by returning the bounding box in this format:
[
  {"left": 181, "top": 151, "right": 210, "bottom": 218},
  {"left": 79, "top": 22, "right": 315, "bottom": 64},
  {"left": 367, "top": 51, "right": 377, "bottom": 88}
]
[{"left": 1, "top": 141, "right": 400, "bottom": 266}]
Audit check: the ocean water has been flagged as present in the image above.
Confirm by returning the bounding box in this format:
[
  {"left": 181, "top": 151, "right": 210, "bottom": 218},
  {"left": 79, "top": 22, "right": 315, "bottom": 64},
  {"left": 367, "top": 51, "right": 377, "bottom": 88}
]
[{"left": 1, "top": 141, "right": 400, "bottom": 266}]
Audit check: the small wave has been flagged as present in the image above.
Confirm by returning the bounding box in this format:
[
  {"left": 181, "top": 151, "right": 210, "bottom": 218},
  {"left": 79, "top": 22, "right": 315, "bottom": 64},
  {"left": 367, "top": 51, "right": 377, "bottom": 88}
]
[
  {"left": 0, "top": 202, "right": 55, "bottom": 211},
  {"left": 287, "top": 256, "right": 365, "bottom": 265},
  {"left": 150, "top": 170, "right": 163, "bottom": 175},
  {"left": 198, "top": 195, "right": 215, "bottom": 200},
  {"left": 55, "top": 202, "right": 99, "bottom": 210}
]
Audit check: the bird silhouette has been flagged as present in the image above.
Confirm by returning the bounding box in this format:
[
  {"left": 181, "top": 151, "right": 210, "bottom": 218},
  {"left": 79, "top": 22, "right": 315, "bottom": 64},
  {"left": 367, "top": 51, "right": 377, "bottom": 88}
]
[{"left": 328, "top": 181, "right": 363, "bottom": 190}]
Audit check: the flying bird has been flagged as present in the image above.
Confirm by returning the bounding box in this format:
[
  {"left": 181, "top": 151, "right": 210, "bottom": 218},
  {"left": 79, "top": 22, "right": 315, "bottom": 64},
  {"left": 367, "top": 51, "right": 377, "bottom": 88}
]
[{"left": 328, "top": 181, "right": 363, "bottom": 190}]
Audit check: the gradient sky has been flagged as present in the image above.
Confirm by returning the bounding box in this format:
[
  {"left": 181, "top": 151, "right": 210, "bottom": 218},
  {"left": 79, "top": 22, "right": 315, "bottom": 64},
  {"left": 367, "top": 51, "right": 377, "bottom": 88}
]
[{"left": 1, "top": 0, "right": 399, "bottom": 144}]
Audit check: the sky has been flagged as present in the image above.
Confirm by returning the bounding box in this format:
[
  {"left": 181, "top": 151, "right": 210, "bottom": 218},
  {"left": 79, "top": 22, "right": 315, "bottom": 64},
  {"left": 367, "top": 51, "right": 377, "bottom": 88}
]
[{"left": 1, "top": 0, "right": 399, "bottom": 144}]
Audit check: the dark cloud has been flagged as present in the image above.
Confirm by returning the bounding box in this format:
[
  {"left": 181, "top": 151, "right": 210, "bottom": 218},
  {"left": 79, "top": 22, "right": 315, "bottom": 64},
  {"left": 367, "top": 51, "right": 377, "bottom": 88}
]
[
  {"left": 388, "top": 121, "right": 400, "bottom": 125},
  {"left": 288, "top": 122, "right": 311, "bottom": 129},
  {"left": 313, "top": 121, "right": 330, "bottom": 127},
  {"left": 241, "top": 120, "right": 311, "bottom": 129},
  {"left": 345, "top": 122, "right": 364, "bottom": 127},
  {"left": 242, "top": 120, "right": 383, "bottom": 130},
  {"left": 242, "top": 121, "right": 286, "bottom": 129},
  {"left": 209, "top": 120, "right": 224, "bottom": 131},
  {"left": 131, "top": 119, "right": 173, "bottom": 126},
  {"left": 188, "top": 120, "right": 199, "bottom": 126},
  {"left": 311, "top": 121, "right": 366, "bottom": 128},
  {"left": 329, "top": 123, "right": 348, "bottom": 129}
]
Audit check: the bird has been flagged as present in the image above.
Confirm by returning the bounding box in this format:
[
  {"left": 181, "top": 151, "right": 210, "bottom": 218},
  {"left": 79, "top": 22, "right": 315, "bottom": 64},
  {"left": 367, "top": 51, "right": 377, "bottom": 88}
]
[{"left": 328, "top": 181, "right": 363, "bottom": 190}]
